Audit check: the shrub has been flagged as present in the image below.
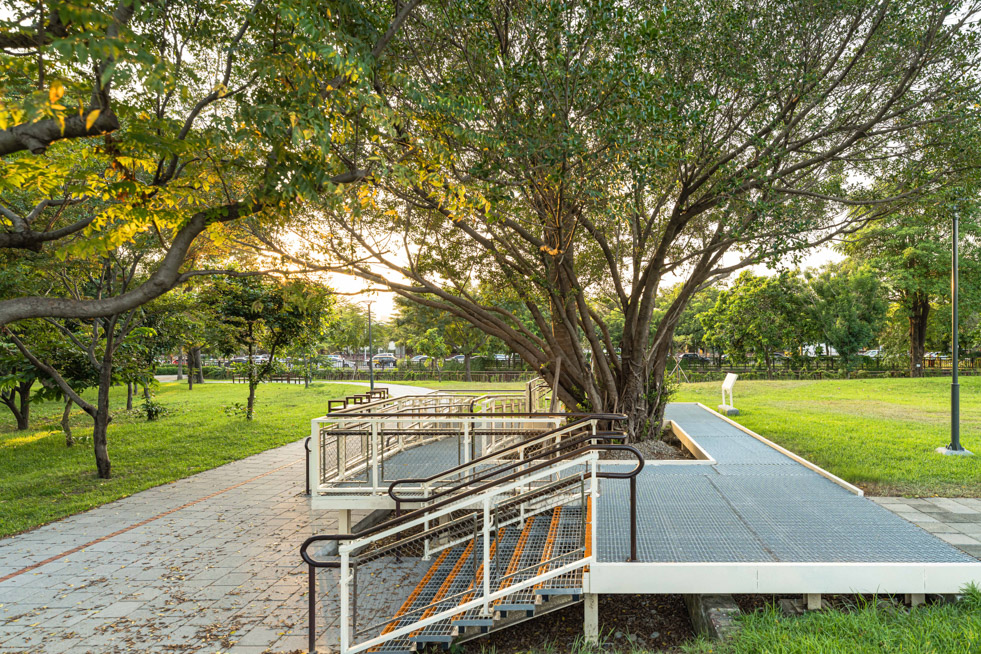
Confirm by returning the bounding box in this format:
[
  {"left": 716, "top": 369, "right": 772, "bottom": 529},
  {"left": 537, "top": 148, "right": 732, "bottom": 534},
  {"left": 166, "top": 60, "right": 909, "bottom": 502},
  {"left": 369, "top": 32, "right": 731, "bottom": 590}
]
[{"left": 142, "top": 397, "right": 166, "bottom": 421}]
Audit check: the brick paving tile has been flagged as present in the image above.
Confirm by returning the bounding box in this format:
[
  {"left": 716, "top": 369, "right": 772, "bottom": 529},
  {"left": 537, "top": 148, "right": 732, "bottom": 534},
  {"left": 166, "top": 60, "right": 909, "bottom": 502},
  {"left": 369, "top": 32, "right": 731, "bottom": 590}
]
[{"left": 0, "top": 384, "right": 432, "bottom": 653}]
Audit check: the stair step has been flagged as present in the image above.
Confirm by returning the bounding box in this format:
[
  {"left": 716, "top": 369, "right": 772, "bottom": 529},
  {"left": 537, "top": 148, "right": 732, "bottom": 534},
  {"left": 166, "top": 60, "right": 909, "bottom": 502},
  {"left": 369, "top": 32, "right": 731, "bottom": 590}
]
[
  {"left": 536, "top": 505, "right": 586, "bottom": 596},
  {"left": 368, "top": 504, "right": 587, "bottom": 653},
  {"left": 495, "top": 508, "right": 562, "bottom": 613},
  {"left": 410, "top": 539, "right": 478, "bottom": 646},
  {"left": 370, "top": 544, "right": 467, "bottom": 653}
]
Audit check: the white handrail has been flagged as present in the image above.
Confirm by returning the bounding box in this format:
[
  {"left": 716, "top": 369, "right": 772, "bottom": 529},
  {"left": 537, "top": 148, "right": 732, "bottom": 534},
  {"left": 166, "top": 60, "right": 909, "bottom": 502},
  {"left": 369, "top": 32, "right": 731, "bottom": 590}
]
[
  {"left": 333, "top": 451, "right": 598, "bottom": 654},
  {"left": 311, "top": 391, "right": 570, "bottom": 496}
]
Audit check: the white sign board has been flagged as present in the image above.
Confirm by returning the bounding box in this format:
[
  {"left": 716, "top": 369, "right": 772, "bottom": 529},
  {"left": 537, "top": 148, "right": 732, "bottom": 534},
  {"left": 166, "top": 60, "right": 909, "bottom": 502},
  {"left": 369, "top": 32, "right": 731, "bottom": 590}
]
[{"left": 722, "top": 373, "right": 738, "bottom": 408}]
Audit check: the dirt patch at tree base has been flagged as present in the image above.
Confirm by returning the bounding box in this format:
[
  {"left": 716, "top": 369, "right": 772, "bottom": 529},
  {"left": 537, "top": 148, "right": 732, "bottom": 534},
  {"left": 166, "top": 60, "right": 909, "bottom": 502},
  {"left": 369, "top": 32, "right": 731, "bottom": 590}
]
[
  {"left": 601, "top": 434, "right": 695, "bottom": 461},
  {"left": 457, "top": 593, "right": 695, "bottom": 653}
]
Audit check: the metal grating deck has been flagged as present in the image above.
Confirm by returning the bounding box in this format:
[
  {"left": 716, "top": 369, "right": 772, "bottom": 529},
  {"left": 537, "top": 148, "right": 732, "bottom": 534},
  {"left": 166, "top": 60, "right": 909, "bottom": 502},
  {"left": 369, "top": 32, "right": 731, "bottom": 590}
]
[{"left": 596, "top": 403, "right": 976, "bottom": 565}]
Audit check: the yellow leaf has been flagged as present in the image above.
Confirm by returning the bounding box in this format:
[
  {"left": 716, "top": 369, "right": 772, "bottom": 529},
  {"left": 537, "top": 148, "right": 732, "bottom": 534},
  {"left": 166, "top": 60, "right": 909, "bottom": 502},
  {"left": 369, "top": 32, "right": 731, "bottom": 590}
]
[
  {"left": 86, "top": 110, "right": 101, "bottom": 130},
  {"left": 49, "top": 80, "right": 65, "bottom": 104},
  {"left": 56, "top": 115, "right": 65, "bottom": 135}
]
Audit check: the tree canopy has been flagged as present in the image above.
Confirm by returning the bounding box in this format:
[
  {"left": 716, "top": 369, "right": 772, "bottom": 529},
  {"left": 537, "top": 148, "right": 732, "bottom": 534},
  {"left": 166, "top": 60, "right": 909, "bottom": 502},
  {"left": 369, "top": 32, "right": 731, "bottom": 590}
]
[
  {"left": 255, "top": 0, "right": 981, "bottom": 436},
  {"left": 5, "top": 0, "right": 981, "bottom": 440},
  {"left": 0, "top": 0, "right": 419, "bottom": 323}
]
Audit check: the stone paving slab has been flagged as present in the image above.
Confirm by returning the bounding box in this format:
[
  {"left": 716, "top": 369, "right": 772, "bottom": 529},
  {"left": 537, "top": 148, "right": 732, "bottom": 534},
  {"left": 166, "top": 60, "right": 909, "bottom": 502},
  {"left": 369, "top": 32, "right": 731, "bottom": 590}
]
[
  {"left": 872, "top": 497, "right": 981, "bottom": 561},
  {"left": 0, "top": 384, "right": 433, "bottom": 654}
]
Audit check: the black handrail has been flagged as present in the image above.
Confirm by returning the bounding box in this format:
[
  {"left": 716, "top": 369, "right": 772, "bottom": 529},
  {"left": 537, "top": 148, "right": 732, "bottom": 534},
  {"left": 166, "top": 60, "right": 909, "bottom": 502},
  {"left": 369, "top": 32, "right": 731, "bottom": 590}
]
[
  {"left": 383, "top": 414, "right": 624, "bottom": 504},
  {"left": 388, "top": 430, "right": 628, "bottom": 513},
  {"left": 299, "top": 439, "right": 643, "bottom": 653},
  {"left": 304, "top": 437, "right": 312, "bottom": 496}
]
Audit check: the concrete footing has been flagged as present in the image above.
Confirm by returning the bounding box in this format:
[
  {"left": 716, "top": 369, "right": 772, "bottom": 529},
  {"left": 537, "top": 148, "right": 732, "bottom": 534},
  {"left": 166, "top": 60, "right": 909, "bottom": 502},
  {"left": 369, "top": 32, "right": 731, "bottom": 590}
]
[
  {"left": 779, "top": 596, "right": 829, "bottom": 614},
  {"left": 717, "top": 404, "right": 739, "bottom": 416},
  {"left": 584, "top": 593, "right": 599, "bottom": 644},
  {"left": 935, "top": 446, "right": 974, "bottom": 457},
  {"left": 338, "top": 509, "right": 352, "bottom": 534},
  {"left": 684, "top": 594, "right": 740, "bottom": 640},
  {"left": 319, "top": 509, "right": 391, "bottom": 556}
]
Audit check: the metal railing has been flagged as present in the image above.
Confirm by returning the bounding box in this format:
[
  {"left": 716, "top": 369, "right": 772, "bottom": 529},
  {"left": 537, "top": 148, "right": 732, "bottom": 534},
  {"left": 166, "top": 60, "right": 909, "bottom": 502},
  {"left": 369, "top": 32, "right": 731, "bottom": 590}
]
[
  {"left": 309, "top": 391, "right": 576, "bottom": 497},
  {"left": 300, "top": 433, "right": 643, "bottom": 654},
  {"left": 386, "top": 415, "right": 627, "bottom": 512}
]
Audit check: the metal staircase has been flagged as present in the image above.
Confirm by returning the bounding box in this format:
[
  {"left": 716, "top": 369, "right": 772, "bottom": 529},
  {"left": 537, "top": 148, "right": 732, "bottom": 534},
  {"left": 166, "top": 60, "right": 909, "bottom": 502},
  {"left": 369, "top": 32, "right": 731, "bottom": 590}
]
[{"left": 301, "top": 423, "right": 642, "bottom": 654}]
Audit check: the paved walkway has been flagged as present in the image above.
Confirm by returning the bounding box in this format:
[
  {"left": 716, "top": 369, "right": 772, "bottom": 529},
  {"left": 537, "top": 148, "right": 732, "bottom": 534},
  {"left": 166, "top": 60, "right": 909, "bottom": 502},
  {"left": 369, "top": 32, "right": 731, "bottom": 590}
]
[
  {"left": 873, "top": 497, "right": 981, "bottom": 560},
  {"left": 0, "top": 384, "right": 433, "bottom": 654}
]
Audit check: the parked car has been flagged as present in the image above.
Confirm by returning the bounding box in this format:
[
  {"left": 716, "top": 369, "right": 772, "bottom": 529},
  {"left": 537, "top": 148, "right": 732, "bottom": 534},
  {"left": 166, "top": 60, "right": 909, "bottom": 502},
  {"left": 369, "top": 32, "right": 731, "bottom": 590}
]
[
  {"left": 371, "top": 353, "right": 397, "bottom": 368},
  {"left": 325, "top": 354, "right": 348, "bottom": 368},
  {"left": 410, "top": 354, "right": 430, "bottom": 364},
  {"left": 676, "top": 352, "right": 710, "bottom": 364},
  {"left": 860, "top": 349, "right": 881, "bottom": 358}
]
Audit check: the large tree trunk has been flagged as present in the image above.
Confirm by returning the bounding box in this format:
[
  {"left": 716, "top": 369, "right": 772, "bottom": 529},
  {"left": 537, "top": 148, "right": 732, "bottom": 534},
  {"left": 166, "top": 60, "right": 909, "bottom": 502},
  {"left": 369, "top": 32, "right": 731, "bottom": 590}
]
[
  {"left": 177, "top": 345, "right": 184, "bottom": 380},
  {"left": 909, "top": 293, "right": 930, "bottom": 378},
  {"left": 62, "top": 398, "right": 74, "bottom": 447},
  {"left": 93, "top": 363, "right": 113, "bottom": 479}
]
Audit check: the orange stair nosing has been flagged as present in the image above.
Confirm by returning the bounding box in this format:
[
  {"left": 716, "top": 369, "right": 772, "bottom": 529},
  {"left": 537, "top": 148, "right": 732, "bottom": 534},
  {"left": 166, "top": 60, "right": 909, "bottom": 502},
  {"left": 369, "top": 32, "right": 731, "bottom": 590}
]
[
  {"left": 533, "top": 507, "right": 563, "bottom": 590},
  {"left": 409, "top": 540, "right": 475, "bottom": 637},
  {"left": 375, "top": 548, "right": 453, "bottom": 641}
]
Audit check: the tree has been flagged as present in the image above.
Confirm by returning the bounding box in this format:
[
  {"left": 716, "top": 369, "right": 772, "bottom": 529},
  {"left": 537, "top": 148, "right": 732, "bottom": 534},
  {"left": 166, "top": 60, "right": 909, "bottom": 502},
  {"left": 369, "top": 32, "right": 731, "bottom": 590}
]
[
  {"left": 395, "top": 293, "right": 489, "bottom": 380},
  {"left": 0, "top": 341, "right": 36, "bottom": 429},
  {"left": 843, "top": 195, "right": 981, "bottom": 376},
  {"left": 0, "top": 0, "right": 421, "bottom": 325},
  {"left": 206, "top": 276, "right": 331, "bottom": 419},
  {"left": 410, "top": 328, "right": 450, "bottom": 381},
  {"left": 700, "top": 272, "right": 815, "bottom": 378},
  {"left": 807, "top": 264, "right": 888, "bottom": 373},
  {"left": 652, "top": 285, "right": 723, "bottom": 357},
  {"left": 263, "top": 0, "right": 981, "bottom": 438},
  {"left": 4, "top": 253, "right": 157, "bottom": 476}
]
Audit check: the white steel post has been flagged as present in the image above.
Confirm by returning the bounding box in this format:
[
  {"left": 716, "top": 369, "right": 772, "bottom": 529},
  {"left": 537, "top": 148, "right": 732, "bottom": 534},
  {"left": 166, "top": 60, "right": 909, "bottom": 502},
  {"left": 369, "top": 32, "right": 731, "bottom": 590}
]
[
  {"left": 371, "top": 419, "right": 380, "bottom": 492},
  {"left": 309, "top": 419, "right": 320, "bottom": 493},
  {"left": 482, "top": 497, "right": 491, "bottom": 615},
  {"left": 591, "top": 459, "right": 599, "bottom": 560},
  {"left": 338, "top": 419, "right": 347, "bottom": 479},
  {"left": 464, "top": 418, "right": 472, "bottom": 462},
  {"left": 423, "top": 484, "right": 432, "bottom": 560},
  {"left": 340, "top": 552, "right": 351, "bottom": 652}
]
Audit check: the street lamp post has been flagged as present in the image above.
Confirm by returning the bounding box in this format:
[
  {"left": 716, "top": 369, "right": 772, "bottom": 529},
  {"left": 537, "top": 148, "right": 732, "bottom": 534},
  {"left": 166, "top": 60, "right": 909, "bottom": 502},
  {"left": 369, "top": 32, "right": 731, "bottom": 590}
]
[
  {"left": 366, "top": 301, "right": 374, "bottom": 392},
  {"left": 938, "top": 197, "right": 972, "bottom": 456}
]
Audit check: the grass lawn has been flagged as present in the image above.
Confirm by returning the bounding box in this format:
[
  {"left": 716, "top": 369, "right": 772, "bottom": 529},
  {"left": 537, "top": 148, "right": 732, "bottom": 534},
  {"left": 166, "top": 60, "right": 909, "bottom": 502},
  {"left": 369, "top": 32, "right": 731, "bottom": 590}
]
[
  {"left": 681, "top": 590, "right": 981, "bottom": 654},
  {"left": 674, "top": 377, "right": 981, "bottom": 497},
  {"left": 473, "top": 590, "right": 981, "bottom": 654},
  {"left": 0, "top": 381, "right": 362, "bottom": 537}
]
